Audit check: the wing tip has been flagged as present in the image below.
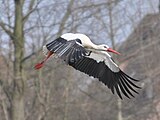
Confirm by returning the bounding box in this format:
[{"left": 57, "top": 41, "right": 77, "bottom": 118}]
[
  {"left": 113, "top": 71, "right": 141, "bottom": 99},
  {"left": 120, "top": 70, "right": 140, "bottom": 82}
]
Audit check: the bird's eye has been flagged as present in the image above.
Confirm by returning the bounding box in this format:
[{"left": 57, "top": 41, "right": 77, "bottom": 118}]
[{"left": 104, "top": 46, "right": 107, "bottom": 48}]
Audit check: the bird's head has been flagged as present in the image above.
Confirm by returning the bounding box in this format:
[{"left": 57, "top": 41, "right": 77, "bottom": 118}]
[{"left": 97, "top": 44, "right": 121, "bottom": 55}]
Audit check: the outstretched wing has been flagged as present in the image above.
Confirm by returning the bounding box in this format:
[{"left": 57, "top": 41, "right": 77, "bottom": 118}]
[
  {"left": 45, "top": 37, "right": 89, "bottom": 63},
  {"left": 69, "top": 52, "right": 141, "bottom": 99},
  {"left": 45, "top": 38, "right": 140, "bottom": 99}
]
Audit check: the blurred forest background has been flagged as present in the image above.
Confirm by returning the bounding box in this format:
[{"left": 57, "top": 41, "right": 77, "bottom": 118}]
[{"left": 0, "top": 0, "right": 160, "bottom": 120}]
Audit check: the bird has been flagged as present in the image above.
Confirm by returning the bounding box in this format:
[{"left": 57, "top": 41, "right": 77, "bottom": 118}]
[{"left": 34, "top": 33, "right": 141, "bottom": 99}]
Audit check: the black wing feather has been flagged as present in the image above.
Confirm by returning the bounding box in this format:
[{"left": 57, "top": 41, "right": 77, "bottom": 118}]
[
  {"left": 69, "top": 56, "right": 141, "bottom": 99},
  {"left": 117, "top": 74, "right": 132, "bottom": 98},
  {"left": 46, "top": 37, "right": 88, "bottom": 63},
  {"left": 115, "top": 84, "right": 122, "bottom": 99}
]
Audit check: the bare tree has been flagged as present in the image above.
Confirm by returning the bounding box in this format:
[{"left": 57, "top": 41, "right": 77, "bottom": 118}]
[
  {"left": 11, "top": 0, "right": 25, "bottom": 119},
  {"left": 0, "top": 0, "right": 159, "bottom": 120}
]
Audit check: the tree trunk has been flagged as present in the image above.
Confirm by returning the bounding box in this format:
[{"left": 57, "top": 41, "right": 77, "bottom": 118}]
[
  {"left": 108, "top": 4, "right": 123, "bottom": 120},
  {"left": 11, "top": 0, "right": 25, "bottom": 120}
]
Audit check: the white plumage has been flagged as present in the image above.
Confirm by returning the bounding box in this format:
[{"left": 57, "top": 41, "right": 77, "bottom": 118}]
[{"left": 35, "top": 33, "right": 141, "bottom": 99}]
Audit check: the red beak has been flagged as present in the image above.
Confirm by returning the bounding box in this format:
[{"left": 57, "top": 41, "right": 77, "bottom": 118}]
[{"left": 107, "top": 48, "right": 121, "bottom": 55}]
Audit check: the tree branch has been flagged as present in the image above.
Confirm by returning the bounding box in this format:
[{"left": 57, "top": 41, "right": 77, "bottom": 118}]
[
  {"left": 57, "top": 0, "right": 75, "bottom": 36},
  {"left": 0, "top": 22, "right": 14, "bottom": 39},
  {"left": 21, "top": 49, "right": 41, "bottom": 63},
  {"left": 23, "top": 0, "right": 39, "bottom": 23}
]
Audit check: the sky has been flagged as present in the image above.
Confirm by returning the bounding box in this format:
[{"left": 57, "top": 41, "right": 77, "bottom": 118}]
[{"left": 0, "top": 0, "right": 159, "bottom": 54}]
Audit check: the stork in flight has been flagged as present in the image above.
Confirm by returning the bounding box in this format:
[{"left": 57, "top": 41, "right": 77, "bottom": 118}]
[{"left": 35, "top": 33, "right": 141, "bottom": 99}]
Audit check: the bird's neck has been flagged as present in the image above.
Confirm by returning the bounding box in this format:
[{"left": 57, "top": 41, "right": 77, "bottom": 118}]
[
  {"left": 89, "top": 43, "right": 99, "bottom": 50},
  {"left": 92, "top": 44, "right": 104, "bottom": 51},
  {"left": 83, "top": 40, "right": 101, "bottom": 51}
]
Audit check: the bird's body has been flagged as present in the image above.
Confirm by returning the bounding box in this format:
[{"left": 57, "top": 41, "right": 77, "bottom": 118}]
[
  {"left": 35, "top": 33, "right": 141, "bottom": 99},
  {"left": 61, "top": 33, "right": 95, "bottom": 48}
]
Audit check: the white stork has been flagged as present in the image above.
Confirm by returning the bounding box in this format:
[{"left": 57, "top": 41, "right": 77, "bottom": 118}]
[{"left": 35, "top": 33, "right": 141, "bottom": 99}]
